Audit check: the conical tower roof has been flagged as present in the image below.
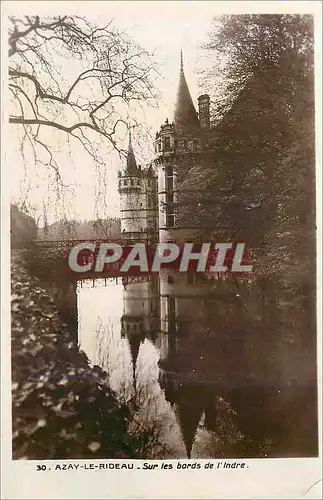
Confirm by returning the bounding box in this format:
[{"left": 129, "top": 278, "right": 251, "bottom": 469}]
[
  {"left": 174, "top": 51, "right": 200, "bottom": 132},
  {"left": 125, "top": 130, "right": 139, "bottom": 176}
]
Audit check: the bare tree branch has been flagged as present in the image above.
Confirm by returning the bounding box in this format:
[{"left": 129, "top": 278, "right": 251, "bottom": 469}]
[{"left": 9, "top": 15, "right": 158, "bottom": 215}]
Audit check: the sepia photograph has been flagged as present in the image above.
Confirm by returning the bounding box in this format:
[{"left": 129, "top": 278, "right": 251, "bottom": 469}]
[{"left": 3, "top": 0, "right": 321, "bottom": 491}]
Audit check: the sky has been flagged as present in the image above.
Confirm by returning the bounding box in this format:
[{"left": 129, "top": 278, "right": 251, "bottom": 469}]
[{"left": 9, "top": 4, "right": 215, "bottom": 224}]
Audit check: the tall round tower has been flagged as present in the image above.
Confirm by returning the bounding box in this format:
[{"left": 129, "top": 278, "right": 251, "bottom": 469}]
[{"left": 118, "top": 132, "right": 158, "bottom": 242}]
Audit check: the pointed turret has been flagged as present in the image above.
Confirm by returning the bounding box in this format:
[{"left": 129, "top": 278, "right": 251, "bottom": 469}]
[
  {"left": 126, "top": 130, "right": 139, "bottom": 176},
  {"left": 174, "top": 51, "right": 200, "bottom": 132}
]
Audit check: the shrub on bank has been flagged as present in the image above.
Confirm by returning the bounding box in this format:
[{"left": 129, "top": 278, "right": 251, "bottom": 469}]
[{"left": 11, "top": 251, "right": 137, "bottom": 459}]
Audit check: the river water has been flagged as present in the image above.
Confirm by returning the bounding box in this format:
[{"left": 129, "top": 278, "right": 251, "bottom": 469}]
[{"left": 74, "top": 272, "right": 318, "bottom": 459}]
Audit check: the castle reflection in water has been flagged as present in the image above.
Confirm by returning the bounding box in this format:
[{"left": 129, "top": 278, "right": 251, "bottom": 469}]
[{"left": 71, "top": 270, "right": 318, "bottom": 460}]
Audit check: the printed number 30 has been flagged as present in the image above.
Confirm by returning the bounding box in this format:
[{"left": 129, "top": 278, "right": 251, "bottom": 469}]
[{"left": 37, "top": 465, "right": 47, "bottom": 471}]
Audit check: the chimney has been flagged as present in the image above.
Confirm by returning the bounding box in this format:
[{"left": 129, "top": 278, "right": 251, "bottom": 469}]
[{"left": 198, "top": 94, "right": 210, "bottom": 129}]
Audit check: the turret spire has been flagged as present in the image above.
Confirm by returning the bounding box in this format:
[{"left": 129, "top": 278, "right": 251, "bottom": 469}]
[
  {"left": 174, "top": 51, "right": 200, "bottom": 131},
  {"left": 126, "top": 129, "right": 139, "bottom": 175}
]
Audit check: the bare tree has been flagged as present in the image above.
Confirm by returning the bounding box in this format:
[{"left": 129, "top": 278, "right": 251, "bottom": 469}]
[{"left": 9, "top": 15, "right": 158, "bottom": 199}]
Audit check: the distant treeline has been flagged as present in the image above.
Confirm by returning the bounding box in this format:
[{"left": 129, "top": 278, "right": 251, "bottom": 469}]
[
  {"left": 10, "top": 204, "right": 121, "bottom": 246},
  {"left": 11, "top": 204, "right": 37, "bottom": 247},
  {"left": 37, "top": 218, "right": 121, "bottom": 241}
]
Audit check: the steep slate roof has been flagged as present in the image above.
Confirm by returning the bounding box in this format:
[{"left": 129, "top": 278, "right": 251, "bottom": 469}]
[
  {"left": 125, "top": 130, "right": 139, "bottom": 176},
  {"left": 174, "top": 51, "right": 200, "bottom": 131}
]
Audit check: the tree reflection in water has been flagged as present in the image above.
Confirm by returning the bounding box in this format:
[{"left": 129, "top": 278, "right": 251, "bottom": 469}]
[{"left": 76, "top": 272, "right": 318, "bottom": 459}]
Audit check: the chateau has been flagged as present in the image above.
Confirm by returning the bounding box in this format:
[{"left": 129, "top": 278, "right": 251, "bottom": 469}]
[
  {"left": 118, "top": 52, "right": 213, "bottom": 244},
  {"left": 117, "top": 53, "right": 220, "bottom": 459}
]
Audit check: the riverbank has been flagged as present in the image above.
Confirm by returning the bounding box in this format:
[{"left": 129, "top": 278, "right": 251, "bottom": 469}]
[{"left": 11, "top": 249, "right": 137, "bottom": 459}]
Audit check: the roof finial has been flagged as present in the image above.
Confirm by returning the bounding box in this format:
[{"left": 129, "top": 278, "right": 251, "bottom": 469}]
[{"left": 180, "top": 49, "right": 184, "bottom": 72}]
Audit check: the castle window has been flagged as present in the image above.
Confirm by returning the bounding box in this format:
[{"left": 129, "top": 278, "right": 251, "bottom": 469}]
[
  {"left": 166, "top": 177, "right": 173, "bottom": 191},
  {"left": 167, "top": 275, "right": 174, "bottom": 284},
  {"left": 164, "top": 137, "right": 171, "bottom": 151},
  {"left": 166, "top": 164, "right": 173, "bottom": 177},
  {"left": 167, "top": 214, "right": 175, "bottom": 227}
]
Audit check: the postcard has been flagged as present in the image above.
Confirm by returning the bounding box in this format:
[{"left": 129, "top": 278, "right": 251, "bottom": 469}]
[{"left": 1, "top": 1, "right": 322, "bottom": 498}]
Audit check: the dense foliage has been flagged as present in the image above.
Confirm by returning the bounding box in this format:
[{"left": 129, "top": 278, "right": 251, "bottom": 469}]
[
  {"left": 11, "top": 251, "right": 137, "bottom": 459},
  {"left": 180, "top": 14, "right": 315, "bottom": 281}
]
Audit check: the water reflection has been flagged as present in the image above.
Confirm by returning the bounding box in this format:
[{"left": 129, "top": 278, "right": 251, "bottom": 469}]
[{"left": 72, "top": 272, "right": 317, "bottom": 459}]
